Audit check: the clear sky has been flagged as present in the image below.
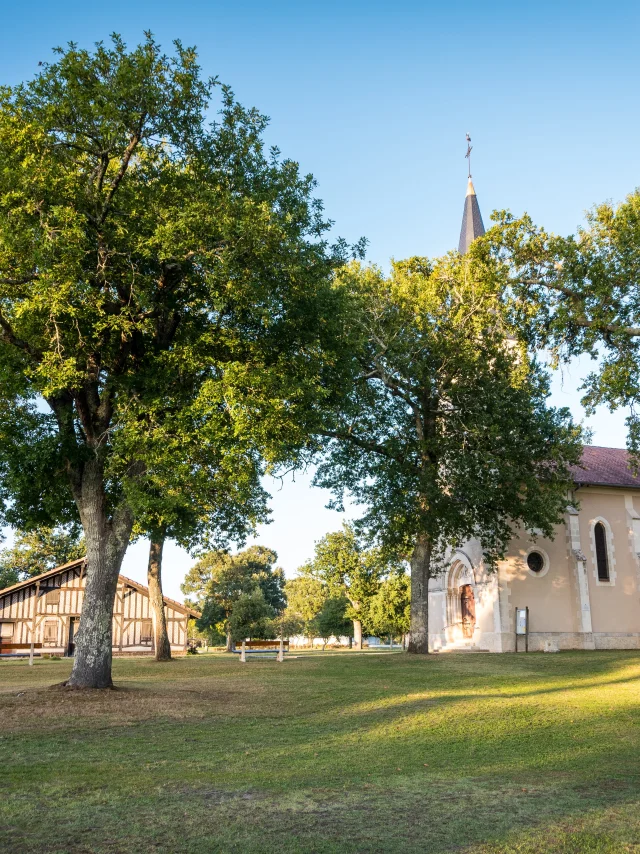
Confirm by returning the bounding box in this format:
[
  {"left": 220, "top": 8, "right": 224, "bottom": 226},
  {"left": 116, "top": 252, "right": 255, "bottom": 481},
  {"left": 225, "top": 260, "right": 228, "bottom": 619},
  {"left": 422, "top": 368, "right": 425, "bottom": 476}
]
[{"left": 1, "top": 1, "right": 638, "bottom": 599}]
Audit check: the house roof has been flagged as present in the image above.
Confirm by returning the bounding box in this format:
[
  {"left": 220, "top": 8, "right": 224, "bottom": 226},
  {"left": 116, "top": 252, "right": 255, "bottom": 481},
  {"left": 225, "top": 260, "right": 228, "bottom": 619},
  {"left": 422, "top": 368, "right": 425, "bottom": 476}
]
[
  {"left": 0, "top": 557, "right": 199, "bottom": 618},
  {"left": 572, "top": 445, "right": 640, "bottom": 490}
]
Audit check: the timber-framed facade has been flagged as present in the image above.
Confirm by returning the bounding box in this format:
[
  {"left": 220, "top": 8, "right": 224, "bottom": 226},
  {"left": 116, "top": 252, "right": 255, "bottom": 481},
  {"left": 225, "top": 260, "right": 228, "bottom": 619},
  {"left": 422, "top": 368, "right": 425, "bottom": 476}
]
[{"left": 0, "top": 558, "right": 197, "bottom": 657}]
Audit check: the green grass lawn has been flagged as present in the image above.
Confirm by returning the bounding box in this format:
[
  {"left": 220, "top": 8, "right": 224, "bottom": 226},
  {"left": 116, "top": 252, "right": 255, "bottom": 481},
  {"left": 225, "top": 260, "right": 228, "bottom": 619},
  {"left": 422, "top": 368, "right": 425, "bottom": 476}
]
[{"left": 1, "top": 650, "right": 640, "bottom": 854}]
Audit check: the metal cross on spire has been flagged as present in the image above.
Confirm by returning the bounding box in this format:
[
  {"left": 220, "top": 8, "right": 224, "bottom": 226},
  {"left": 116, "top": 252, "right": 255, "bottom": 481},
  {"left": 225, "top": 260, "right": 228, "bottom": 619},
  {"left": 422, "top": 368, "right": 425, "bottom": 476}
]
[{"left": 465, "top": 133, "right": 473, "bottom": 178}]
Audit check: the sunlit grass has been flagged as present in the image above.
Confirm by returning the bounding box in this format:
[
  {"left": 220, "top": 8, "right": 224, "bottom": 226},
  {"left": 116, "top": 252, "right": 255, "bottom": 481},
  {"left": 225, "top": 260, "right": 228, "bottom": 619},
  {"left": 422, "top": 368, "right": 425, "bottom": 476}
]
[{"left": 1, "top": 650, "right": 639, "bottom": 853}]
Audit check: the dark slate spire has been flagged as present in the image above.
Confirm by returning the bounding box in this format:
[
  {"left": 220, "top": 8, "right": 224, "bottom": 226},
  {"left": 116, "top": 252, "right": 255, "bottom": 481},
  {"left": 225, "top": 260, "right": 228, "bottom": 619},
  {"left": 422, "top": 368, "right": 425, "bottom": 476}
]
[{"left": 458, "top": 177, "right": 485, "bottom": 254}]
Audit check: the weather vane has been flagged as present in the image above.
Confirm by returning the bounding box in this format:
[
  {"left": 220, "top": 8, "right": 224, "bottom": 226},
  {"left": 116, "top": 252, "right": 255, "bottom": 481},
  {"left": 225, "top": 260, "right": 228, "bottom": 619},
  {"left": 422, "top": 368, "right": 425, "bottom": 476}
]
[{"left": 465, "top": 133, "right": 473, "bottom": 178}]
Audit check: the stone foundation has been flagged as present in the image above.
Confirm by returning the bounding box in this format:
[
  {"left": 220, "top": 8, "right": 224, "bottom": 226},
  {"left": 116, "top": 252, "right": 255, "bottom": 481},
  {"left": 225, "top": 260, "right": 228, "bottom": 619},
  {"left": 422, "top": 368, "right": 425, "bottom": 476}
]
[{"left": 432, "top": 630, "right": 640, "bottom": 653}]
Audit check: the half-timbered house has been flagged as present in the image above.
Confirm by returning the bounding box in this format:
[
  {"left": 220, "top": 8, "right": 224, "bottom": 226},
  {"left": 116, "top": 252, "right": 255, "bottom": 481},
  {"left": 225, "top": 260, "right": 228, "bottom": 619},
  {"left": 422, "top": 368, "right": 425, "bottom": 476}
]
[{"left": 0, "top": 558, "right": 198, "bottom": 657}]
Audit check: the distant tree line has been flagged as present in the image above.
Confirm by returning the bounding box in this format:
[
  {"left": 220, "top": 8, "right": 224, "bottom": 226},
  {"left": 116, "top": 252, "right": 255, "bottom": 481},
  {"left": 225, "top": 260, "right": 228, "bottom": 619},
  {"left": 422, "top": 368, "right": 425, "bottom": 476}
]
[{"left": 181, "top": 527, "right": 410, "bottom": 650}]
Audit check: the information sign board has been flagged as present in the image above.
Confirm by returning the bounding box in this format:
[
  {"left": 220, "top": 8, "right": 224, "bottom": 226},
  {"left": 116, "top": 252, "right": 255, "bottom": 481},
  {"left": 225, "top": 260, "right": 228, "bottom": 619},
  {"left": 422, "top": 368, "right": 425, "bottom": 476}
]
[{"left": 515, "top": 606, "right": 529, "bottom": 652}]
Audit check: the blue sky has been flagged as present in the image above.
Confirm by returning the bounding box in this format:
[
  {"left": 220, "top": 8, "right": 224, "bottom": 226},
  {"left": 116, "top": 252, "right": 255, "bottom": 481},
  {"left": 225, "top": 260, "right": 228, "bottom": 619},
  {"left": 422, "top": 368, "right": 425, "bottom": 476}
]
[{"left": 1, "top": 1, "right": 638, "bottom": 597}]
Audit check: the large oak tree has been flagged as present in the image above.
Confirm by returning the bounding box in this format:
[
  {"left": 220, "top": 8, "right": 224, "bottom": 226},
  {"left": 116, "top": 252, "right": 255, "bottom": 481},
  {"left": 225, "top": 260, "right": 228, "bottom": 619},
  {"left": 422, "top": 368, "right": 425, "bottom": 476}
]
[
  {"left": 316, "top": 257, "right": 584, "bottom": 653},
  {"left": 0, "top": 35, "right": 355, "bottom": 686}
]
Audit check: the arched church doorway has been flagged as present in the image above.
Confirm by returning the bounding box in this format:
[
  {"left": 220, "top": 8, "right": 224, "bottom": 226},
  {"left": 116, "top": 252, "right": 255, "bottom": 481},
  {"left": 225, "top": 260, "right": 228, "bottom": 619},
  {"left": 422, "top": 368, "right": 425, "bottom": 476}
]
[{"left": 460, "top": 584, "right": 476, "bottom": 638}]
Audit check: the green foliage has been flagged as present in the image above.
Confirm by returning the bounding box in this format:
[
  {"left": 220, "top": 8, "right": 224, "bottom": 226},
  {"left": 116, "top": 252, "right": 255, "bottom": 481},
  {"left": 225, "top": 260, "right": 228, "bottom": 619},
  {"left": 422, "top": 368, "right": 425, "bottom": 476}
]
[
  {"left": 313, "top": 596, "right": 353, "bottom": 645},
  {"left": 487, "top": 192, "right": 640, "bottom": 456},
  {"left": 367, "top": 570, "right": 410, "bottom": 638},
  {"left": 316, "top": 258, "right": 584, "bottom": 568},
  {"left": 274, "top": 609, "right": 305, "bottom": 640},
  {"left": 0, "top": 525, "right": 84, "bottom": 590},
  {"left": 228, "top": 588, "right": 275, "bottom": 641},
  {"left": 0, "top": 33, "right": 357, "bottom": 650},
  {"left": 0, "top": 33, "right": 361, "bottom": 684},
  {"left": 184, "top": 545, "right": 286, "bottom": 638},
  {"left": 300, "top": 523, "right": 392, "bottom": 626},
  {"left": 283, "top": 575, "right": 327, "bottom": 638}
]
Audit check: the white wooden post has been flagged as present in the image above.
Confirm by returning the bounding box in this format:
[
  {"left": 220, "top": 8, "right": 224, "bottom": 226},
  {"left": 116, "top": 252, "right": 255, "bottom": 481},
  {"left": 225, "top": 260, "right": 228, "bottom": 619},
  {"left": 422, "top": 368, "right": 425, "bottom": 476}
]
[
  {"left": 29, "top": 640, "right": 34, "bottom": 667},
  {"left": 277, "top": 637, "right": 284, "bottom": 663},
  {"left": 240, "top": 639, "right": 246, "bottom": 663}
]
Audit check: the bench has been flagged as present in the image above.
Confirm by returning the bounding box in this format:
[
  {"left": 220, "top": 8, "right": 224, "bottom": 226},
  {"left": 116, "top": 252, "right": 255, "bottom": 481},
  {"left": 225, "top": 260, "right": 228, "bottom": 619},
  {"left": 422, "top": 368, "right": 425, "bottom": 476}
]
[
  {"left": 235, "top": 639, "right": 289, "bottom": 662},
  {"left": 0, "top": 643, "right": 43, "bottom": 661}
]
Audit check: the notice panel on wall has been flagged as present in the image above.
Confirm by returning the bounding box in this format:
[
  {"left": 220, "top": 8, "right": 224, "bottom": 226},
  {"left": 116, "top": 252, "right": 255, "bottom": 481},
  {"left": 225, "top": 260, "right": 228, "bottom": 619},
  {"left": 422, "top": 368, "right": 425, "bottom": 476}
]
[{"left": 515, "top": 606, "right": 529, "bottom": 652}]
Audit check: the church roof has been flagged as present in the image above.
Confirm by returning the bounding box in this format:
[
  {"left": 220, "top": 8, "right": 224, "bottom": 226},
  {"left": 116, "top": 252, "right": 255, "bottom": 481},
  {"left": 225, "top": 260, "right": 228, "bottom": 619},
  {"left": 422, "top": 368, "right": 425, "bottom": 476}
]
[
  {"left": 572, "top": 446, "right": 640, "bottom": 489},
  {"left": 458, "top": 177, "right": 485, "bottom": 254}
]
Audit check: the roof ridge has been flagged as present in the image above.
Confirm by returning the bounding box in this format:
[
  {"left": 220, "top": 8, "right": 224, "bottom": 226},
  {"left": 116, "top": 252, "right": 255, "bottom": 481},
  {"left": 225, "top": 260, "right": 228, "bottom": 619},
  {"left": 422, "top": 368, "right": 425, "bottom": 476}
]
[{"left": 0, "top": 558, "right": 199, "bottom": 616}]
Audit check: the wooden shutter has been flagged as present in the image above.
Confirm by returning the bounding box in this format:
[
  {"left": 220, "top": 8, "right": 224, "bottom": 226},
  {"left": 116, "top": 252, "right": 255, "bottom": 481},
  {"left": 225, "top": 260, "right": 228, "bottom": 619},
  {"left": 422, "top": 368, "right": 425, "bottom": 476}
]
[
  {"left": 140, "top": 620, "right": 153, "bottom": 644},
  {"left": 45, "top": 589, "right": 61, "bottom": 606},
  {"left": 594, "top": 522, "right": 610, "bottom": 581},
  {"left": 0, "top": 622, "right": 14, "bottom": 640},
  {"left": 43, "top": 621, "right": 58, "bottom": 643}
]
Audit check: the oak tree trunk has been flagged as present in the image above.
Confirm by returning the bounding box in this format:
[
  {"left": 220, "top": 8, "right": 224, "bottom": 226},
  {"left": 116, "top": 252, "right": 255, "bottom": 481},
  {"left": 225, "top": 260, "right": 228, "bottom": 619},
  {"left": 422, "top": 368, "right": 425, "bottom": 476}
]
[
  {"left": 147, "top": 532, "right": 171, "bottom": 662},
  {"left": 66, "top": 462, "right": 133, "bottom": 688},
  {"left": 407, "top": 534, "right": 431, "bottom": 654},
  {"left": 226, "top": 630, "right": 234, "bottom": 652},
  {"left": 352, "top": 619, "right": 363, "bottom": 650}
]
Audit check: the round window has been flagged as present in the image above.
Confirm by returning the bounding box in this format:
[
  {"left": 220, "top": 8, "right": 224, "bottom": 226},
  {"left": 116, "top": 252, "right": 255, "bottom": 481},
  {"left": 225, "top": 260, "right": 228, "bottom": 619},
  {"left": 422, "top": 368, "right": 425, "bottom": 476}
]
[{"left": 527, "top": 551, "right": 545, "bottom": 574}]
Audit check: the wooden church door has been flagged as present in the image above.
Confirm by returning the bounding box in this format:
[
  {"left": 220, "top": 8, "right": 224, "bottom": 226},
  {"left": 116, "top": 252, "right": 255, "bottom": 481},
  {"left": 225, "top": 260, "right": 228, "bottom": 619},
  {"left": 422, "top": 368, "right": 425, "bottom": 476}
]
[{"left": 460, "top": 585, "right": 475, "bottom": 639}]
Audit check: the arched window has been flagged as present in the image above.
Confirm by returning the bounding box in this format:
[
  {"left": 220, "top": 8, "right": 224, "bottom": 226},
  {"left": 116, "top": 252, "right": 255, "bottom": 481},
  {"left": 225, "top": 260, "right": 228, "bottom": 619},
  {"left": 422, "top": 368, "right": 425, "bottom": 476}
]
[{"left": 594, "top": 522, "right": 610, "bottom": 581}]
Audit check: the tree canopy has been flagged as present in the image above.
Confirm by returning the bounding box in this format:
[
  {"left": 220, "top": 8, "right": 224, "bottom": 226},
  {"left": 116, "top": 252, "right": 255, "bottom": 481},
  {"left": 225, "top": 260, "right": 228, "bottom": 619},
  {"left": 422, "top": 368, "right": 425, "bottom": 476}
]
[
  {"left": 315, "top": 257, "right": 584, "bottom": 652},
  {"left": 367, "top": 570, "right": 410, "bottom": 640},
  {"left": 228, "top": 589, "right": 275, "bottom": 642},
  {"left": 183, "top": 545, "right": 285, "bottom": 648},
  {"left": 299, "top": 523, "right": 395, "bottom": 647},
  {"left": 314, "top": 596, "right": 353, "bottom": 648},
  {"left": 283, "top": 575, "right": 327, "bottom": 641},
  {"left": 0, "top": 525, "right": 84, "bottom": 590},
  {"left": 487, "top": 191, "right": 640, "bottom": 455}
]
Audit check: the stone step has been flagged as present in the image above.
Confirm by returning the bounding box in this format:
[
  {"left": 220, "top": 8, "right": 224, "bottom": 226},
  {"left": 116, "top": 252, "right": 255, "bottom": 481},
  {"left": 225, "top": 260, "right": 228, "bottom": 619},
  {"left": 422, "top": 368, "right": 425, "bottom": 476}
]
[{"left": 437, "top": 646, "right": 491, "bottom": 654}]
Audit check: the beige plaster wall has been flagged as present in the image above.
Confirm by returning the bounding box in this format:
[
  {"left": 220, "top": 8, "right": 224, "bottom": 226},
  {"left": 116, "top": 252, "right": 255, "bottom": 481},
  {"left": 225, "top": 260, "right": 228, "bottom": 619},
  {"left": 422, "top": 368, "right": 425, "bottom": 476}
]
[
  {"left": 499, "top": 525, "right": 580, "bottom": 635},
  {"left": 577, "top": 488, "right": 640, "bottom": 634}
]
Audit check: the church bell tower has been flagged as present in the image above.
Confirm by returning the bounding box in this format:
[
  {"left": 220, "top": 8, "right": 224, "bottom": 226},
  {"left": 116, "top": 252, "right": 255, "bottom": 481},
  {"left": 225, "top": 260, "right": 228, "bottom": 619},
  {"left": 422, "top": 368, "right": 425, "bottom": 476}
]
[{"left": 458, "top": 135, "right": 485, "bottom": 254}]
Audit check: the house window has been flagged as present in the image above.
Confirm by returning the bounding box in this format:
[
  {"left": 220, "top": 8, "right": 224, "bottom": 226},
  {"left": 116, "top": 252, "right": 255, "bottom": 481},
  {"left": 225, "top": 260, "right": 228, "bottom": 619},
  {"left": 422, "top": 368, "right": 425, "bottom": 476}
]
[
  {"left": 140, "top": 620, "right": 153, "bottom": 644},
  {"left": 594, "top": 522, "right": 610, "bottom": 581},
  {"left": 0, "top": 622, "right": 14, "bottom": 640},
  {"left": 43, "top": 621, "right": 58, "bottom": 644},
  {"left": 45, "top": 588, "right": 61, "bottom": 606}
]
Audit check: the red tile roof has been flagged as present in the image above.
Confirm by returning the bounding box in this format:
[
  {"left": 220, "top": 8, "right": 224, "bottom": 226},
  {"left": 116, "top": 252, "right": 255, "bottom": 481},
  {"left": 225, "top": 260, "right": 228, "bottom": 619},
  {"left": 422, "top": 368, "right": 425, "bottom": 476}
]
[{"left": 572, "top": 446, "right": 640, "bottom": 489}]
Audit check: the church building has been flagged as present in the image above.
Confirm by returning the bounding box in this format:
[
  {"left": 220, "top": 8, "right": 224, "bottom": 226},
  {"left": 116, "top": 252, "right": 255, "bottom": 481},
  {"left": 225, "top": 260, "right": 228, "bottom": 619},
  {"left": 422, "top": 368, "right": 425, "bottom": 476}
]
[{"left": 429, "top": 175, "right": 640, "bottom": 653}]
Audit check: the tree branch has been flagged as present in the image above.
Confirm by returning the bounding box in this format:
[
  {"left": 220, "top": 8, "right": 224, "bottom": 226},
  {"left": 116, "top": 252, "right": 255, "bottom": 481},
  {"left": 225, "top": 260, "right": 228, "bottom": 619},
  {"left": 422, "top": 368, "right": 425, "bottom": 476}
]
[
  {"left": 99, "top": 115, "right": 147, "bottom": 224},
  {"left": 320, "top": 429, "right": 406, "bottom": 464},
  {"left": 0, "top": 307, "right": 43, "bottom": 359}
]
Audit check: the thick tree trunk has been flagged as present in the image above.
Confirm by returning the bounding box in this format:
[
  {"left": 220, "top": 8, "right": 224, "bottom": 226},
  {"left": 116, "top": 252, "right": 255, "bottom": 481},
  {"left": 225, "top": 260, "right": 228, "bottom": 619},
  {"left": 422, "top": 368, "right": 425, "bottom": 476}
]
[
  {"left": 352, "top": 619, "right": 363, "bottom": 650},
  {"left": 226, "top": 630, "right": 234, "bottom": 652},
  {"left": 147, "top": 532, "right": 171, "bottom": 662},
  {"left": 407, "top": 534, "right": 431, "bottom": 654},
  {"left": 66, "top": 463, "right": 133, "bottom": 688}
]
